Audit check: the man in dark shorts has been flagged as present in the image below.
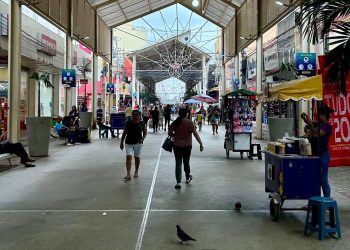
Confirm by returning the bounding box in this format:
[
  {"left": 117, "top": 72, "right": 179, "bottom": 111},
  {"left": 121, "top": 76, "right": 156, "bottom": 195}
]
[
  {"left": 164, "top": 104, "right": 172, "bottom": 131},
  {"left": 120, "top": 110, "right": 147, "bottom": 181}
]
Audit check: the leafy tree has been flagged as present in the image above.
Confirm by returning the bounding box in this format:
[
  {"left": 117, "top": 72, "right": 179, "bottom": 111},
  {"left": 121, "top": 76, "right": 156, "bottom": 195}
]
[
  {"left": 183, "top": 89, "right": 198, "bottom": 101},
  {"left": 140, "top": 92, "right": 159, "bottom": 105},
  {"left": 30, "top": 72, "right": 53, "bottom": 117},
  {"left": 300, "top": 0, "right": 350, "bottom": 94}
]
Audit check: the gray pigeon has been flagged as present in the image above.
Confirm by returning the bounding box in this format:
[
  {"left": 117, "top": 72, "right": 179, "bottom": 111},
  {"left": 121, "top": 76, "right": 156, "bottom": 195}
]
[{"left": 176, "top": 225, "right": 196, "bottom": 244}]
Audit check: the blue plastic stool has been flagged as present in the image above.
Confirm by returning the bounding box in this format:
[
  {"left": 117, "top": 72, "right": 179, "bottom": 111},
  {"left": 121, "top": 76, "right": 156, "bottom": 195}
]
[{"left": 304, "top": 196, "right": 341, "bottom": 240}]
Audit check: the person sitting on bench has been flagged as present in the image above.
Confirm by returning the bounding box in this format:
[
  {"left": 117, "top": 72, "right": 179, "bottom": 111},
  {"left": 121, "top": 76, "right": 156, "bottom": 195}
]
[
  {"left": 0, "top": 131, "right": 35, "bottom": 167},
  {"left": 97, "top": 121, "right": 116, "bottom": 138},
  {"left": 55, "top": 116, "right": 80, "bottom": 145}
]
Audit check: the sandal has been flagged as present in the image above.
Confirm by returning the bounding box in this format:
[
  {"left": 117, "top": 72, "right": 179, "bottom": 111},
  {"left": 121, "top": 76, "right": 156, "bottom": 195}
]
[
  {"left": 124, "top": 176, "right": 131, "bottom": 181},
  {"left": 134, "top": 173, "right": 139, "bottom": 178}
]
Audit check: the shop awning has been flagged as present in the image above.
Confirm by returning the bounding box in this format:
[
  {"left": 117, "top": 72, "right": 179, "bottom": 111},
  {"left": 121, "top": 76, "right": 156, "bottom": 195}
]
[
  {"left": 258, "top": 75, "right": 323, "bottom": 102},
  {"left": 224, "top": 89, "right": 257, "bottom": 97}
]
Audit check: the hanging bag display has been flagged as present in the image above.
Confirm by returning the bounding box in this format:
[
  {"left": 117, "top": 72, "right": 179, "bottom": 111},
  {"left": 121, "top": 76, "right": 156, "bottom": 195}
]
[{"left": 162, "top": 136, "right": 173, "bottom": 152}]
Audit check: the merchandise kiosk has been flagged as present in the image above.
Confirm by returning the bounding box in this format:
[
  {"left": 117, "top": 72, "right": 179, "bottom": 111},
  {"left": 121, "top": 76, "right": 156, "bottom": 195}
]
[{"left": 223, "top": 89, "right": 257, "bottom": 159}]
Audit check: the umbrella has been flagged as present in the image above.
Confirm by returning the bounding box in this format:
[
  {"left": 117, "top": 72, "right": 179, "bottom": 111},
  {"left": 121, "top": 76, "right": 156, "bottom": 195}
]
[
  {"left": 190, "top": 94, "right": 217, "bottom": 103},
  {"left": 184, "top": 99, "right": 201, "bottom": 104}
]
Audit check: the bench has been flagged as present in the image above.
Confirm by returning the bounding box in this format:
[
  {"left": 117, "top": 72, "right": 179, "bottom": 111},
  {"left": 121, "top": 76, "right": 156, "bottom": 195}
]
[{"left": 0, "top": 153, "right": 16, "bottom": 166}]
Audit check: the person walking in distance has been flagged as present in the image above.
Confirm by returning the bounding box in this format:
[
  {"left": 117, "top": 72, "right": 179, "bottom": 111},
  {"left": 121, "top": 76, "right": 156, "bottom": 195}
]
[
  {"left": 120, "top": 110, "right": 147, "bottom": 181},
  {"left": 169, "top": 108, "right": 204, "bottom": 190},
  {"left": 164, "top": 104, "right": 172, "bottom": 131},
  {"left": 152, "top": 106, "right": 160, "bottom": 133},
  {"left": 142, "top": 106, "right": 150, "bottom": 125}
]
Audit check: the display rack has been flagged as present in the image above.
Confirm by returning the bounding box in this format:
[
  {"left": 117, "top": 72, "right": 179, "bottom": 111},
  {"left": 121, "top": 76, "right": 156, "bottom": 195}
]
[{"left": 223, "top": 90, "right": 256, "bottom": 159}]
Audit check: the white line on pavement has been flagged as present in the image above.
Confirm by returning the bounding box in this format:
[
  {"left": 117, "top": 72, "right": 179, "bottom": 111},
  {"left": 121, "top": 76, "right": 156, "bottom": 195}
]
[{"left": 135, "top": 136, "right": 164, "bottom": 250}]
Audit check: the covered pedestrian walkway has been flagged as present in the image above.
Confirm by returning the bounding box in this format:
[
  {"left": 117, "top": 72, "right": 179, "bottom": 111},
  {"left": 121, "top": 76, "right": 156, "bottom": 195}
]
[{"left": 0, "top": 127, "right": 349, "bottom": 249}]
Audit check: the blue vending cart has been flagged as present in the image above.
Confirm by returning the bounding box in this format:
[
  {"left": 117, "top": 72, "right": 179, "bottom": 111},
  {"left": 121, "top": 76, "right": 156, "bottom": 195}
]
[
  {"left": 265, "top": 152, "right": 320, "bottom": 221},
  {"left": 110, "top": 112, "right": 126, "bottom": 138}
]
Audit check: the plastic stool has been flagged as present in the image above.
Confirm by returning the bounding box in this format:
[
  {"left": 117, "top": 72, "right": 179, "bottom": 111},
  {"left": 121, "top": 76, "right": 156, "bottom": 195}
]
[
  {"left": 304, "top": 196, "right": 341, "bottom": 240},
  {"left": 250, "top": 144, "right": 262, "bottom": 160}
]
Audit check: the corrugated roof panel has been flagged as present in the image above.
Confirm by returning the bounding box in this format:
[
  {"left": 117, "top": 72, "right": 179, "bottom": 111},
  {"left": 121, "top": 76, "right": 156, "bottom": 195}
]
[
  {"left": 150, "top": 0, "right": 174, "bottom": 9},
  {"left": 93, "top": 0, "right": 242, "bottom": 28}
]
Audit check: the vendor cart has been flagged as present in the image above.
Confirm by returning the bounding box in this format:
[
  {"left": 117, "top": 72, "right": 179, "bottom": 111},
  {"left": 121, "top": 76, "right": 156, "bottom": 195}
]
[
  {"left": 223, "top": 89, "right": 256, "bottom": 159},
  {"left": 110, "top": 112, "right": 126, "bottom": 138},
  {"left": 258, "top": 75, "right": 324, "bottom": 221},
  {"left": 265, "top": 151, "right": 320, "bottom": 221}
]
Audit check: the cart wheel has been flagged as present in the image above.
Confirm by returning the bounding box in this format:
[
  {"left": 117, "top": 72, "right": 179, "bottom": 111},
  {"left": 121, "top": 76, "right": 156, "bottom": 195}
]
[{"left": 270, "top": 199, "right": 281, "bottom": 221}]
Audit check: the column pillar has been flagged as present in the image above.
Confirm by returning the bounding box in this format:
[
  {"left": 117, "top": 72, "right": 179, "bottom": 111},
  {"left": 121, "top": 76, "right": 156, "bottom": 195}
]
[
  {"left": 92, "top": 53, "right": 98, "bottom": 128},
  {"left": 255, "top": 36, "right": 263, "bottom": 139},
  {"left": 108, "top": 63, "right": 113, "bottom": 116},
  {"left": 27, "top": 69, "right": 36, "bottom": 117},
  {"left": 221, "top": 63, "right": 225, "bottom": 96},
  {"left": 136, "top": 80, "right": 140, "bottom": 106},
  {"left": 198, "top": 81, "right": 202, "bottom": 95},
  {"left": 8, "top": 0, "right": 21, "bottom": 142},
  {"left": 65, "top": 34, "right": 73, "bottom": 115},
  {"left": 132, "top": 54, "right": 136, "bottom": 107},
  {"left": 202, "top": 54, "right": 207, "bottom": 95},
  {"left": 299, "top": 25, "right": 311, "bottom": 135},
  {"left": 234, "top": 54, "right": 240, "bottom": 89},
  {"left": 52, "top": 74, "right": 60, "bottom": 116}
]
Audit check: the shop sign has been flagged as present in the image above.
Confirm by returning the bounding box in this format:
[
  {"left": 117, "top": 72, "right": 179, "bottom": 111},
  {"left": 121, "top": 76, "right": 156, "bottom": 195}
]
[
  {"left": 247, "top": 53, "right": 256, "bottom": 80},
  {"left": 107, "top": 83, "right": 115, "bottom": 94},
  {"left": 61, "top": 69, "right": 76, "bottom": 87},
  {"left": 79, "top": 43, "right": 92, "bottom": 55},
  {"left": 264, "top": 41, "right": 279, "bottom": 75},
  {"left": 80, "top": 79, "right": 88, "bottom": 85},
  {"left": 295, "top": 53, "right": 316, "bottom": 77},
  {"left": 37, "top": 34, "right": 57, "bottom": 56},
  {"left": 319, "top": 55, "right": 350, "bottom": 167}
]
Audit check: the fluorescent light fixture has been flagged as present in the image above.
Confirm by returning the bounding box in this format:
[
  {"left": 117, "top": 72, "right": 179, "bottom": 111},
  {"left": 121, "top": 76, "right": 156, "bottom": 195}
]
[
  {"left": 240, "top": 36, "right": 246, "bottom": 40},
  {"left": 276, "top": 1, "right": 288, "bottom": 6},
  {"left": 192, "top": 0, "right": 199, "bottom": 7},
  {"left": 83, "top": 36, "right": 90, "bottom": 40}
]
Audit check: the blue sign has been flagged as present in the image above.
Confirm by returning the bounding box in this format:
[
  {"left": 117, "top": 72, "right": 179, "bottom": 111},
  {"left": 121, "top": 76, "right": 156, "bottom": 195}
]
[
  {"left": 107, "top": 83, "right": 115, "bottom": 94},
  {"left": 61, "top": 69, "right": 76, "bottom": 87},
  {"left": 295, "top": 53, "right": 317, "bottom": 77}
]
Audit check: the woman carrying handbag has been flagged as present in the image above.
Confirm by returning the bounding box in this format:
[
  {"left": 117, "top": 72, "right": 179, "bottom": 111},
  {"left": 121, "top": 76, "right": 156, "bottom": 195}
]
[{"left": 168, "top": 108, "right": 204, "bottom": 190}]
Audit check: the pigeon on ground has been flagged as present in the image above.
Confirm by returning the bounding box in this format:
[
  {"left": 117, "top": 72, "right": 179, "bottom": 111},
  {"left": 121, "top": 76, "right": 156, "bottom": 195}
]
[
  {"left": 235, "top": 201, "right": 242, "bottom": 211},
  {"left": 176, "top": 225, "right": 197, "bottom": 244}
]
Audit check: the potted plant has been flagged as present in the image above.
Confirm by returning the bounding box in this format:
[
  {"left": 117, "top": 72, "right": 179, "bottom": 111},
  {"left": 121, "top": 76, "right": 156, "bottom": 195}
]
[{"left": 26, "top": 72, "right": 53, "bottom": 157}]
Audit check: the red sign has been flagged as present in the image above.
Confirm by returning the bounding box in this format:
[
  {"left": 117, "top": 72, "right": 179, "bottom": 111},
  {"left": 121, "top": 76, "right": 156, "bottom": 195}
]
[
  {"left": 319, "top": 56, "right": 350, "bottom": 167},
  {"left": 80, "top": 79, "right": 88, "bottom": 85},
  {"left": 79, "top": 43, "right": 91, "bottom": 55},
  {"left": 37, "top": 33, "right": 57, "bottom": 56}
]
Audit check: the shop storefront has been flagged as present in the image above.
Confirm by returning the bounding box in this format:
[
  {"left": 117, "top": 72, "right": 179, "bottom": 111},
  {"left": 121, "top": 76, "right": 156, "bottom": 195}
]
[{"left": 0, "top": 67, "right": 28, "bottom": 137}]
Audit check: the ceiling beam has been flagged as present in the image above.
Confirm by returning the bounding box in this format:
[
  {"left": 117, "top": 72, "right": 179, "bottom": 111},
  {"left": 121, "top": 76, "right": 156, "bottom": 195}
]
[
  {"left": 178, "top": 2, "right": 225, "bottom": 28},
  {"left": 93, "top": 0, "right": 117, "bottom": 10},
  {"left": 221, "top": 0, "right": 239, "bottom": 10},
  {"left": 202, "top": 0, "right": 210, "bottom": 15},
  {"left": 116, "top": 0, "right": 127, "bottom": 19}
]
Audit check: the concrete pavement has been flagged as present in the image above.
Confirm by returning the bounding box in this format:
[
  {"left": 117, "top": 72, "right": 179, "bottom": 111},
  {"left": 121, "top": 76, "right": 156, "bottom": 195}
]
[{"left": 0, "top": 124, "right": 349, "bottom": 250}]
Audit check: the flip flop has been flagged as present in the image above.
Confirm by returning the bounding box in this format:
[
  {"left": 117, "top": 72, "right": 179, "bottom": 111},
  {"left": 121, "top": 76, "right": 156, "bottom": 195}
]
[{"left": 124, "top": 176, "right": 131, "bottom": 181}]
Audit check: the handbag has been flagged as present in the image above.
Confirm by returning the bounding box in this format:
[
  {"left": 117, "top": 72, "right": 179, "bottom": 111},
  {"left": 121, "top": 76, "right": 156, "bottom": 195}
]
[{"left": 162, "top": 136, "right": 173, "bottom": 152}]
